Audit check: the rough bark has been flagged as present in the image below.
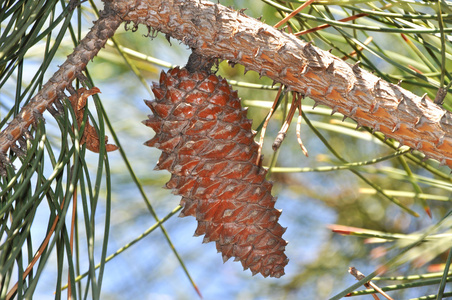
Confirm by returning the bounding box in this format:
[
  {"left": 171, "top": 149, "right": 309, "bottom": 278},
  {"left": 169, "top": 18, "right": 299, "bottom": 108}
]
[
  {"left": 0, "top": 6, "right": 121, "bottom": 175},
  {"left": 1, "top": 0, "right": 451, "bottom": 172},
  {"left": 104, "top": 0, "right": 452, "bottom": 168}
]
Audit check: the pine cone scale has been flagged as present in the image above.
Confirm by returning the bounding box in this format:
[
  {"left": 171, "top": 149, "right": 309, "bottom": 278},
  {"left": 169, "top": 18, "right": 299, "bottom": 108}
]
[{"left": 144, "top": 67, "right": 288, "bottom": 278}]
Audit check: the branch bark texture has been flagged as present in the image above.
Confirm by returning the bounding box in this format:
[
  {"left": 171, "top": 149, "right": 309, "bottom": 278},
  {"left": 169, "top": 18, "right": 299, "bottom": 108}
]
[
  {"left": 1, "top": 0, "right": 451, "bottom": 174},
  {"left": 106, "top": 0, "right": 452, "bottom": 167},
  {"left": 0, "top": 7, "right": 121, "bottom": 175}
]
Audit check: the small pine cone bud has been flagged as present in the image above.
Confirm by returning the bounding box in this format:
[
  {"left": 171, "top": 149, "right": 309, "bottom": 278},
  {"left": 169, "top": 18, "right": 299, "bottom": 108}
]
[{"left": 143, "top": 67, "right": 288, "bottom": 278}]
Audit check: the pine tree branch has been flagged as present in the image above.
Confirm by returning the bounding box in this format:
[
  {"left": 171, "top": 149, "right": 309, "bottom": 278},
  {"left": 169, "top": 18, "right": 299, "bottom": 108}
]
[
  {"left": 105, "top": 0, "right": 452, "bottom": 167},
  {"left": 1, "top": 0, "right": 452, "bottom": 175},
  {"left": 0, "top": 5, "right": 121, "bottom": 175}
]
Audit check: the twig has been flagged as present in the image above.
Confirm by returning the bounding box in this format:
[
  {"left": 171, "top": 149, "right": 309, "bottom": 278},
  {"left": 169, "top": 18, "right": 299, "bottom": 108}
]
[
  {"left": 295, "top": 13, "right": 368, "bottom": 36},
  {"left": 274, "top": 0, "right": 316, "bottom": 28},
  {"left": 295, "top": 3, "right": 393, "bottom": 37},
  {"left": 348, "top": 267, "right": 394, "bottom": 300},
  {"left": 272, "top": 92, "right": 300, "bottom": 151},
  {"left": 256, "top": 85, "right": 283, "bottom": 165},
  {"left": 0, "top": 5, "right": 121, "bottom": 175},
  {"left": 7, "top": 199, "right": 67, "bottom": 300},
  {"left": 296, "top": 96, "right": 308, "bottom": 157}
]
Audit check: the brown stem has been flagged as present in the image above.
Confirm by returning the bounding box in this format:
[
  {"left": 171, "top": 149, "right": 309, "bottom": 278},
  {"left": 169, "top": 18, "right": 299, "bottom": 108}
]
[
  {"left": 0, "top": 6, "right": 121, "bottom": 175},
  {"left": 348, "top": 267, "right": 394, "bottom": 300},
  {"left": 105, "top": 0, "right": 452, "bottom": 168},
  {"left": 2, "top": 0, "right": 452, "bottom": 174},
  {"left": 6, "top": 198, "right": 67, "bottom": 300}
]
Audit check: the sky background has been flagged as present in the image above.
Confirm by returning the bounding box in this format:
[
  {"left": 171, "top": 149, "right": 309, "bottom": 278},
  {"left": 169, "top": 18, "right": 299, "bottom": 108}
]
[{"left": 2, "top": 0, "right": 452, "bottom": 299}]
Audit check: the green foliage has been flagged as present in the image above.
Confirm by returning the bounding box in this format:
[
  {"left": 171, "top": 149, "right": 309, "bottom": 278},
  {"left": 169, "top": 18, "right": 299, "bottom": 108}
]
[{"left": 1, "top": 0, "right": 452, "bottom": 299}]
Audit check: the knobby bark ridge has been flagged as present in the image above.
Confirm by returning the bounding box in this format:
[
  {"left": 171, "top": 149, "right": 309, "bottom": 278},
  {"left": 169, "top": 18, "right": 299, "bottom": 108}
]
[
  {"left": 0, "top": 6, "right": 121, "bottom": 175},
  {"left": 107, "top": 0, "right": 452, "bottom": 167},
  {"left": 1, "top": 0, "right": 451, "bottom": 173}
]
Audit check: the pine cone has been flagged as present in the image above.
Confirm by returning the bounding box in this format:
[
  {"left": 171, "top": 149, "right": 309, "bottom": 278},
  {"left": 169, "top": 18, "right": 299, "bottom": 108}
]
[{"left": 143, "top": 67, "right": 288, "bottom": 278}]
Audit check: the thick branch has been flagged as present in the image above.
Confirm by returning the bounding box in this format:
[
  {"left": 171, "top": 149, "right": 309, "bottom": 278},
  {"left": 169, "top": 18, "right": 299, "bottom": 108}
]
[
  {"left": 0, "top": 6, "right": 121, "bottom": 175},
  {"left": 2, "top": 0, "right": 452, "bottom": 175},
  {"left": 106, "top": 0, "right": 452, "bottom": 167}
]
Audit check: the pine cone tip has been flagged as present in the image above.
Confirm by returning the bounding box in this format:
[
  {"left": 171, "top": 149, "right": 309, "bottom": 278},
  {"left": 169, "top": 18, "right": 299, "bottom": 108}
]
[{"left": 144, "top": 66, "right": 288, "bottom": 278}]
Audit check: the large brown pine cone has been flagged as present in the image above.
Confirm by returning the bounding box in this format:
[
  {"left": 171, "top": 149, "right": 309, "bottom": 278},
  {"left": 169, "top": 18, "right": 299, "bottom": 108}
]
[{"left": 143, "top": 67, "right": 288, "bottom": 278}]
